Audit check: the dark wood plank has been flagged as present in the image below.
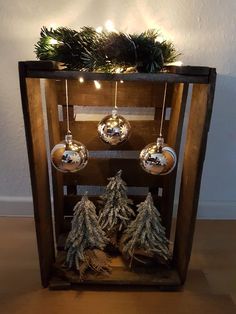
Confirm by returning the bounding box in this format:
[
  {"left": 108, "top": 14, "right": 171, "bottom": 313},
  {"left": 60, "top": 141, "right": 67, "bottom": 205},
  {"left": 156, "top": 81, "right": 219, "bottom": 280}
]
[
  {"left": 22, "top": 61, "right": 211, "bottom": 76},
  {"left": 56, "top": 80, "right": 166, "bottom": 108},
  {"left": 59, "top": 119, "right": 168, "bottom": 151},
  {"left": 63, "top": 195, "right": 155, "bottom": 217},
  {"left": 63, "top": 158, "right": 163, "bottom": 187},
  {"left": 173, "top": 69, "right": 216, "bottom": 284},
  {"left": 26, "top": 69, "right": 209, "bottom": 83},
  {"left": 18, "top": 62, "right": 55, "bottom": 288},
  {"left": 45, "top": 79, "right": 64, "bottom": 239},
  {"left": 161, "top": 83, "right": 189, "bottom": 237},
  {"left": 22, "top": 60, "right": 61, "bottom": 71},
  {"left": 165, "top": 65, "right": 210, "bottom": 76},
  {"left": 54, "top": 251, "right": 181, "bottom": 288}
]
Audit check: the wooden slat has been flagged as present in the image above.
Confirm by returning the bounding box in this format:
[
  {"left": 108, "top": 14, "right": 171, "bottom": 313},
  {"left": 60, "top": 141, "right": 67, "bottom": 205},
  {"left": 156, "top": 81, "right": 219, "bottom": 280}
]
[
  {"left": 26, "top": 69, "right": 209, "bottom": 83},
  {"left": 63, "top": 158, "right": 163, "bottom": 187},
  {"left": 54, "top": 251, "right": 181, "bottom": 288},
  {"left": 165, "top": 65, "right": 210, "bottom": 76},
  {"left": 173, "top": 69, "right": 216, "bottom": 283},
  {"left": 23, "top": 61, "right": 211, "bottom": 76},
  {"left": 56, "top": 80, "right": 166, "bottom": 107},
  {"left": 63, "top": 195, "right": 152, "bottom": 217},
  {"left": 18, "top": 62, "right": 55, "bottom": 288},
  {"left": 161, "top": 83, "right": 189, "bottom": 236},
  {"left": 59, "top": 119, "right": 168, "bottom": 151},
  {"left": 45, "top": 79, "right": 64, "bottom": 239}
]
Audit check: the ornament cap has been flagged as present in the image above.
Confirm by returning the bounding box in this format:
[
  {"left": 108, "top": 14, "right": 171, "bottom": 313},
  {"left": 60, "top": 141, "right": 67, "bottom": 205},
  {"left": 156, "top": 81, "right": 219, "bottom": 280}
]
[
  {"left": 65, "top": 132, "right": 73, "bottom": 144},
  {"left": 112, "top": 108, "right": 118, "bottom": 117},
  {"left": 156, "top": 137, "right": 164, "bottom": 152}
]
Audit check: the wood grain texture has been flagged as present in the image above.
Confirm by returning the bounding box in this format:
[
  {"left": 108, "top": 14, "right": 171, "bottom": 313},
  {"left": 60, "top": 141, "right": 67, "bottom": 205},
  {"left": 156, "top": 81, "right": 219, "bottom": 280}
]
[
  {"left": 63, "top": 158, "right": 163, "bottom": 187},
  {"left": 19, "top": 62, "right": 55, "bottom": 287},
  {"left": 59, "top": 119, "right": 167, "bottom": 151},
  {"left": 173, "top": 69, "right": 216, "bottom": 283},
  {"left": 26, "top": 69, "right": 209, "bottom": 83},
  {"left": 53, "top": 251, "right": 181, "bottom": 288},
  {"left": 161, "top": 83, "right": 189, "bottom": 236},
  {"left": 45, "top": 79, "right": 64, "bottom": 239},
  {"left": 56, "top": 80, "right": 166, "bottom": 107}
]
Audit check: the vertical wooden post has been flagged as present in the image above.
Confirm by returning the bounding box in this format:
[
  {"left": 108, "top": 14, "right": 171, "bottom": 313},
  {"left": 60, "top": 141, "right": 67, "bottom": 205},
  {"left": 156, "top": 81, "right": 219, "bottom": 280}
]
[
  {"left": 45, "top": 79, "right": 64, "bottom": 239},
  {"left": 162, "top": 83, "right": 189, "bottom": 236},
  {"left": 173, "top": 69, "right": 216, "bottom": 283},
  {"left": 18, "top": 62, "right": 55, "bottom": 287}
]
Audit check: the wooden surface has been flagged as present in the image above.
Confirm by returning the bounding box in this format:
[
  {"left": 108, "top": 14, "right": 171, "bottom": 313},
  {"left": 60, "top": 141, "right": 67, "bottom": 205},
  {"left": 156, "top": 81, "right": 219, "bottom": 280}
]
[
  {"left": 161, "top": 83, "right": 189, "bottom": 236},
  {"left": 26, "top": 69, "right": 209, "bottom": 83},
  {"left": 53, "top": 251, "right": 181, "bottom": 289},
  {"left": 45, "top": 79, "right": 64, "bottom": 239},
  {"left": 56, "top": 80, "right": 167, "bottom": 107},
  {"left": 1, "top": 218, "right": 236, "bottom": 314},
  {"left": 18, "top": 63, "right": 55, "bottom": 287},
  {"left": 173, "top": 69, "right": 216, "bottom": 283},
  {"left": 18, "top": 61, "right": 217, "bottom": 289}
]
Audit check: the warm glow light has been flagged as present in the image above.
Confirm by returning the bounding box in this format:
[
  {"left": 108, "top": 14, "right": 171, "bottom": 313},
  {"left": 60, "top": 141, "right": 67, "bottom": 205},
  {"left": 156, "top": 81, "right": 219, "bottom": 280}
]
[
  {"left": 168, "top": 61, "right": 183, "bottom": 66},
  {"left": 48, "top": 38, "right": 58, "bottom": 45},
  {"left": 94, "top": 80, "right": 101, "bottom": 89},
  {"left": 155, "top": 35, "right": 165, "bottom": 43},
  {"left": 105, "top": 20, "right": 116, "bottom": 32},
  {"left": 120, "top": 80, "right": 124, "bottom": 84},
  {"left": 48, "top": 23, "right": 58, "bottom": 30},
  {"left": 96, "top": 26, "right": 103, "bottom": 33},
  {"left": 79, "top": 77, "right": 84, "bottom": 83},
  {"left": 115, "top": 67, "right": 122, "bottom": 73}
]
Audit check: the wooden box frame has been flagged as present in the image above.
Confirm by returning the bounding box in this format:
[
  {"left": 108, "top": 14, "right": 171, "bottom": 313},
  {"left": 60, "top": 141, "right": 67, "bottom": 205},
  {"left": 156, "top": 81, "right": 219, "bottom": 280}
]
[{"left": 19, "top": 61, "right": 216, "bottom": 289}]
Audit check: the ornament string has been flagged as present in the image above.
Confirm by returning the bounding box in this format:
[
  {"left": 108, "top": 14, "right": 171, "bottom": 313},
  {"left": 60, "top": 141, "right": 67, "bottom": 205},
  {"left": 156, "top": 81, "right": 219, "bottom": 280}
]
[
  {"left": 114, "top": 81, "right": 118, "bottom": 110},
  {"left": 65, "top": 79, "right": 71, "bottom": 134},
  {"left": 159, "top": 82, "right": 168, "bottom": 138}
]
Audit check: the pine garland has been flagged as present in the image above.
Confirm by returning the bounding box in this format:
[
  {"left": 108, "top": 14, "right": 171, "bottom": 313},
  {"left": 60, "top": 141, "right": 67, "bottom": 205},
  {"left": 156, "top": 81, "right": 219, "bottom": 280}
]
[{"left": 35, "top": 26, "right": 179, "bottom": 73}]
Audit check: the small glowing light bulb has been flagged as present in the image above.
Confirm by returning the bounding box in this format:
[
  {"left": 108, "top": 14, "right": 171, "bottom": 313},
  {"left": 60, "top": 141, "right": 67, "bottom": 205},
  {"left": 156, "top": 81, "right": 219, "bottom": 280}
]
[
  {"left": 120, "top": 80, "right": 124, "bottom": 84},
  {"left": 105, "top": 20, "right": 115, "bottom": 32},
  {"left": 96, "top": 26, "right": 103, "bottom": 33},
  {"left": 48, "top": 23, "right": 58, "bottom": 30},
  {"left": 79, "top": 77, "right": 84, "bottom": 83},
  {"left": 94, "top": 80, "right": 101, "bottom": 89},
  {"left": 155, "top": 35, "right": 165, "bottom": 43},
  {"left": 49, "top": 38, "right": 58, "bottom": 45},
  {"left": 174, "top": 61, "right": 183, "bottom": 66}
]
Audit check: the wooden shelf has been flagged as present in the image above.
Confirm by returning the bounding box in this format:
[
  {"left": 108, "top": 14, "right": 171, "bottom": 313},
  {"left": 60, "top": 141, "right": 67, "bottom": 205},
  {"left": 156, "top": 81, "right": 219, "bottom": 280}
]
[{"left": 52, "top": 252, "right": 181, "bottom": 290}]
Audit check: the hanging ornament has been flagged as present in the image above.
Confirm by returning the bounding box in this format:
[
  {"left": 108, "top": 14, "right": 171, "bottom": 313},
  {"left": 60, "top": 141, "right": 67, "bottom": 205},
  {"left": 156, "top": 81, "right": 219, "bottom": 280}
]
[
  {"left": 50, "top": 80, "right": 88, "bottom": 173},
  {"left": 139, "top": 83, "right": 177, "bottom": 175},
  {"left": 97, "top": 81, "right": 131, "bottom": 145}
]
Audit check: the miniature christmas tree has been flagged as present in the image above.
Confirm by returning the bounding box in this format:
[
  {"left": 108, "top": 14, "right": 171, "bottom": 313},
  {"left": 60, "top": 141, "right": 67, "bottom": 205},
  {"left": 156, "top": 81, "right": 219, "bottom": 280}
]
[
  {"left": 120, "top": 193, "right": 169, "bottom": 267},
  {"left": 65, "top": 193, "right": 111, "bottom": 279},
  {"left": 98, "top": 170, "right": 135, "bottom": 245}
]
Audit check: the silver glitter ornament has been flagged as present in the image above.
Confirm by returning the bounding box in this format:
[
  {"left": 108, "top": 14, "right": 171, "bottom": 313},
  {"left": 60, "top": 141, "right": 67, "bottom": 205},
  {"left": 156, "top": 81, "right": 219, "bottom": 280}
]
[
  {"left": 97, "top": 109, "right": 131, "bottom": 145},
  {"left": 51, "top": 133, "right": 88, "bottom": 173},
  {"left": 139, "top": 137, "right": 177, "bottom": 175}
]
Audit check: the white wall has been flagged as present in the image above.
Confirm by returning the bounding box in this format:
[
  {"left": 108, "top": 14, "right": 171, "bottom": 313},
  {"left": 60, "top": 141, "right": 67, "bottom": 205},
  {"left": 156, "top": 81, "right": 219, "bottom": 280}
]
[{"left": 0, "top": 0, "right": 236, "bottom": 218}]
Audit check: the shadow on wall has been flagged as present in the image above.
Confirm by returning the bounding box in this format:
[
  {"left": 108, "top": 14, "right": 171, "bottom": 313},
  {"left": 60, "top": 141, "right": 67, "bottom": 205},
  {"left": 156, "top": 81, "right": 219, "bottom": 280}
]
[{"left": 200, "top": 73, "right": 236, "bottom": 204}]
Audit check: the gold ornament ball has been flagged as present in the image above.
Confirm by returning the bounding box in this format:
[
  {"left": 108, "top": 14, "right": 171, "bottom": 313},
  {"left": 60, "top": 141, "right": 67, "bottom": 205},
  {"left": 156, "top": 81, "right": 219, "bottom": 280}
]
[
  {"left": 97, "top": 109, "right": 131, "bottom": 145},
  {"left": 139, "top": 137, "right": 177, "bottom": 175},
  {"left": 51, "top": 133, "right": 88, "bottom": 173}
]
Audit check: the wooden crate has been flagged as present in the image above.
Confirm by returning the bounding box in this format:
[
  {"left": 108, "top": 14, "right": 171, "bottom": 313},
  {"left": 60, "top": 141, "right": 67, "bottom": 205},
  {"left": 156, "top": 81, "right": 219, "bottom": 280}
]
[{"left": 18, "top": 61, "right": 216, "bottom": 289}]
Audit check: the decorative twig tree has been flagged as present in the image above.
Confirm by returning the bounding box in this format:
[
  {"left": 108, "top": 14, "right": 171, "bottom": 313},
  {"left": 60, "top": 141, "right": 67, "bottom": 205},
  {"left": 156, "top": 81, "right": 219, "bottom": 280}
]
[
  {"left": 65, "top": 193, "right": 110, "bottom": 279},
  {"left": 98, "top": 170, "right": 135, "bottom": 246},
  {"left": 120, "top": 193, "right": 170, "bottom": 267}
]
